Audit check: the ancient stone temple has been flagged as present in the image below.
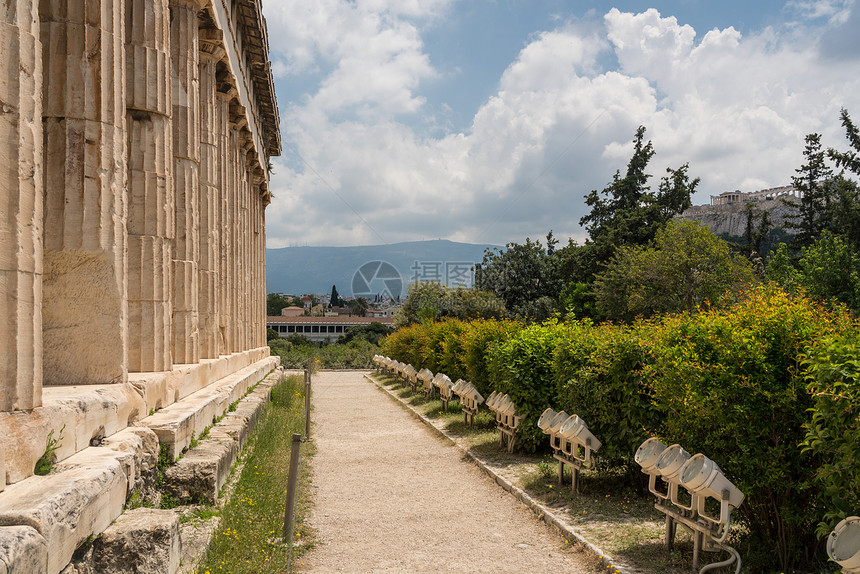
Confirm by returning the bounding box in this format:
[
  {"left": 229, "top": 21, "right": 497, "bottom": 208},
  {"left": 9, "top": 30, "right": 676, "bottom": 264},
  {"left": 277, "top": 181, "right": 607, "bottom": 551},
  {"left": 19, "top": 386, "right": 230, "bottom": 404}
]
[{"left": 0, "top": 0, "right": 280, "bottom": 571}]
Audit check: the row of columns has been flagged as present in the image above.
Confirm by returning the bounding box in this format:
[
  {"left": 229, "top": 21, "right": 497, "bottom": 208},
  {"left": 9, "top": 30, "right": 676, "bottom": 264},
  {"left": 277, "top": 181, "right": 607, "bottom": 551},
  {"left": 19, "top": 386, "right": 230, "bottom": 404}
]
[{"left": 0, "top": 0, "right": 272, "bottom": 412}]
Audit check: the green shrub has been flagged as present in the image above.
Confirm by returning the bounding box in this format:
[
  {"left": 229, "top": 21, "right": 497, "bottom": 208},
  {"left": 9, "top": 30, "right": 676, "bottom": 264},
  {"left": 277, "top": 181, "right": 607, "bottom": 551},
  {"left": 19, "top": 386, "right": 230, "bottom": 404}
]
[
  {"left": 460, "top": 319, "right": 522, "bottom": 396},
  {"left": 646, "top": 285, "right": 854, "bottom": 570},
  {"left": 554, "top": 321, "right": 663, "bottom": 476},
  {"left": 380, "top": 323, "right": 422, "bottom": 366},
  {"left": 802, "top": 332, "right": 860, "bottom": 537},
  {"left": 487, "top": 321, "right": 568, "bottom": 452}
]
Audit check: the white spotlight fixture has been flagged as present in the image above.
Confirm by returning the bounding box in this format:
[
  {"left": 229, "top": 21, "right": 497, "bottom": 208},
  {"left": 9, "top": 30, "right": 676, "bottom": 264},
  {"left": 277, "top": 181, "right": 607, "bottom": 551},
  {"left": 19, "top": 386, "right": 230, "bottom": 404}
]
[
  {"left": 635, "top": 439, "right": 744, "bottom": 573},
  {"left": 828, "top": 517, "right": 860, "bottom": 573}
]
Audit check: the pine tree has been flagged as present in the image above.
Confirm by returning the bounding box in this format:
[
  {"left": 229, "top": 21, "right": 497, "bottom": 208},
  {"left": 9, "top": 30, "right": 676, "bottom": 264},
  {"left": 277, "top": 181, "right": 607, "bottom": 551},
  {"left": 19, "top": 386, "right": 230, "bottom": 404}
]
[{"left": 785, "top": 133, "right": 833, "bottom": 248}]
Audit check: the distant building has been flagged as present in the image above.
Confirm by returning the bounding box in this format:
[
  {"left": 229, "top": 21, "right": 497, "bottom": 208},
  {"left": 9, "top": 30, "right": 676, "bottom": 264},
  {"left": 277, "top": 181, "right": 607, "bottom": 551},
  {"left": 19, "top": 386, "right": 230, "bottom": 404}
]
[
  {"left": 280, "top": 306, "right": 304, "bottom": 317},
  {"left": 267, "top": 316, "right": 394, "bottom": 343}
]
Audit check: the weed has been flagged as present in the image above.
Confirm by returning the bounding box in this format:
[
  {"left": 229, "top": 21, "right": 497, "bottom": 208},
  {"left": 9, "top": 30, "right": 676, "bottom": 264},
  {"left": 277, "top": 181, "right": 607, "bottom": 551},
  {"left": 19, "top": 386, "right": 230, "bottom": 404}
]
[
  {"left": 34, "top": 424, "right": 65, "bottom": 476},
  {"left": 160, "top": 491, "right": 180, "bottom": 510},
  {"left": 188, "top": 431, "right": 199, "bottom": 450}
]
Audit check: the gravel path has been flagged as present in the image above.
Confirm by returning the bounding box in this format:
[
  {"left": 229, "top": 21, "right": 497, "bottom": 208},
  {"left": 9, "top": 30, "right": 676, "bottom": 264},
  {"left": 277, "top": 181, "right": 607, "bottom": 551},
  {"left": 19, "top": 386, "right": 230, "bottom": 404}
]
[{"left": 297, "top": 371, "right": 598, "bottom": 573}]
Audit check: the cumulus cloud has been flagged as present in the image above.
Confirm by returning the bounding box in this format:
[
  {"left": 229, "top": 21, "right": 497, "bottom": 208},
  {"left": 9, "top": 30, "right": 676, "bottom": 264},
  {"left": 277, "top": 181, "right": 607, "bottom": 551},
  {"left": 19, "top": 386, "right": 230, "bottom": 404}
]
[{"left": 263, "top": 4, "right": 860, "bottom": 247}]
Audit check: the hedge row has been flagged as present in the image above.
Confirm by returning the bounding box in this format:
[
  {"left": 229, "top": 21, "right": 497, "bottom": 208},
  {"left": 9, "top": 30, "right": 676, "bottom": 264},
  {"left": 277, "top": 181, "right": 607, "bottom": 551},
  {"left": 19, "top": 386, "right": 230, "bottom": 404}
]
[{"left": 380, "top": 285, "right": 860, "bottom": 569}]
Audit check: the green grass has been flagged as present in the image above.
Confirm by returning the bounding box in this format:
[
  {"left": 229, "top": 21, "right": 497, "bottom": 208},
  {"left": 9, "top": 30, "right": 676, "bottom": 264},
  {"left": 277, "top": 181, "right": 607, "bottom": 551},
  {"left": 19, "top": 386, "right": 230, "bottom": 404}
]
[{"left": 197, "top": 375, "right": 316, "bottom": 573}]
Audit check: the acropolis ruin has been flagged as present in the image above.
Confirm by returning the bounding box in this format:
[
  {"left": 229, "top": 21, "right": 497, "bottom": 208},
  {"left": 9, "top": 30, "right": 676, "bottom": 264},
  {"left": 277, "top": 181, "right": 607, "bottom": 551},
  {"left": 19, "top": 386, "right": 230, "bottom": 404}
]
[{"left": 1, "top": 0, "right": 281, "bottom": 571}]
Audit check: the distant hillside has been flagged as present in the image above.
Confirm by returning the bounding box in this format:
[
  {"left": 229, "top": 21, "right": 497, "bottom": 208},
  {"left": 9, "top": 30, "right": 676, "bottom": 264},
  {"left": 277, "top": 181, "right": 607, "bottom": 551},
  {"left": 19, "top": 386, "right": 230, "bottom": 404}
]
[{"left": 266, "top": 239, "right": 501, "bottom": 298}]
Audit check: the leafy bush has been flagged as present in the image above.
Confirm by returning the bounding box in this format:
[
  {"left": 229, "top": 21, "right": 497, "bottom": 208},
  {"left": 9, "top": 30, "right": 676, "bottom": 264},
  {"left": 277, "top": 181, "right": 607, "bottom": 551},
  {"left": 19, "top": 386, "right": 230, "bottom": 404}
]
[
  {"left": 554, "top": 321, "right": 663, "bottom": 476},
  {"left": 487, "top": 321, "right": 568, "bottom": 452},
  {"left": 460, "top": 319, "right": 522, "bottom": 396},
  {"left": 802, "top": 332, "right": 860, "bottom": 537},
  {"left": 646, "top": 285, "right": 854, "bottom": 570},
  {"left": 338, "top": 322, "right": 393, "bottom": 345},
  {"left": 380, "top": 323, "right": 422, "bottom": 367}
]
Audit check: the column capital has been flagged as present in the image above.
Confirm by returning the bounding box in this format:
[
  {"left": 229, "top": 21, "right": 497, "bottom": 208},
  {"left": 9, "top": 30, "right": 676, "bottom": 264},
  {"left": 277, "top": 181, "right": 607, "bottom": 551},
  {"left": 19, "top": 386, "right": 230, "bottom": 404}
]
[{"left": 199, "top": 28, "right": 227, "bottom": 61}]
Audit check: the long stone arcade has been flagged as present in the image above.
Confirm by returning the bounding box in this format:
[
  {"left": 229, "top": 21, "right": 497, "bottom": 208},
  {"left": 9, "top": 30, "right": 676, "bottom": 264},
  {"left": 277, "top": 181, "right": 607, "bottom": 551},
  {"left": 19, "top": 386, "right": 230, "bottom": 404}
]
[{"left": 0, "top": 0, "right": 280, "bottom": 571}]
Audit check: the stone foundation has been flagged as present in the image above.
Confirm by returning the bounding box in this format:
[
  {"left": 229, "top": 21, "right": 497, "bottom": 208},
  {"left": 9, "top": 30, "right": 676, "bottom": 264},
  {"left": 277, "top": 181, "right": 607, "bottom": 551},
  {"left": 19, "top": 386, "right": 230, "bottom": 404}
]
[{"left": 0, "top": 364, "right": 285, "bottom": 574}]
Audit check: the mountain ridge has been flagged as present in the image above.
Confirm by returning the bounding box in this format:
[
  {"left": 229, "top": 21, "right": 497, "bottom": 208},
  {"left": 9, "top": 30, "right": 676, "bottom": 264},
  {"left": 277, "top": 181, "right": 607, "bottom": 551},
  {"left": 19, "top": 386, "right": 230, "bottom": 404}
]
[{"left": 266, "top": 239, "right": 501, "bottom": 297}]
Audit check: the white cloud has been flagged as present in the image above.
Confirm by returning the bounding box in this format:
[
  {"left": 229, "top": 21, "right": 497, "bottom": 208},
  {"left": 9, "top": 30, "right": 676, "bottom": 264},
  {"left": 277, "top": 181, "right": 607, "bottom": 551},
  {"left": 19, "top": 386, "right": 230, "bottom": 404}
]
[{"left": 264, "top": 5, "right": 860, "bottom": 248}]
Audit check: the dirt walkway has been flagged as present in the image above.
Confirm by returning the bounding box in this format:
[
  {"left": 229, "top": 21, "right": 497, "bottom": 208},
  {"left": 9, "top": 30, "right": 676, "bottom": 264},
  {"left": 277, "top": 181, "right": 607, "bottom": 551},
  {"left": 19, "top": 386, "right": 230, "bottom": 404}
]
[{"left": 297, "top": 371, "right": 599, "bottom": 573}]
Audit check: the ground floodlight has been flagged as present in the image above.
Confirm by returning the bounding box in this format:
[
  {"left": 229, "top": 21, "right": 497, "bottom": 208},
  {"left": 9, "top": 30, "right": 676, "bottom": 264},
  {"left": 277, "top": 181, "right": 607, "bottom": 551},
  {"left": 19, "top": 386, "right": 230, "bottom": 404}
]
[
  {"left": 465, "top": 384, "right": 483, "bottom": 405},
  {"left": 828, "top": 517, "right": 860, "bottom": 571},
  {"left": 558, "top": 415, "right": 584, "bottom": 440},
  {"left": 538, "top": 408, "right": 558, "bottom": 432},
  {"left": 635, "top": 438, "right": 667, "bottom": 474},
  {"left": 680, "top": 454, "right": 745, "bottom": 524},
  {"left": 547, "top": 411, "right": 570, "bottom": 436},
  {"left": 490, "top": 392, "right": 508, "bottom": 413},
  {"left": 498, "top": 395, "right": 515, "bottom": 415},
  {"left": 559, "top": 416, "right": 601, "bottom": 462},
  {"left": 655, "top": 444, "right": 691, "bottom": 483}
]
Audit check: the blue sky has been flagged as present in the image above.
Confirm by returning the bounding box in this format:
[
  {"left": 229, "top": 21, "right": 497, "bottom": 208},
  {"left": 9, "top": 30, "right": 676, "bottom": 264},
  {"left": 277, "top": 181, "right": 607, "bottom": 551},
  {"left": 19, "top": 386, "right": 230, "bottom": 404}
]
[{"left": 261, "top": 0, "right": 860, "bottom": 248}]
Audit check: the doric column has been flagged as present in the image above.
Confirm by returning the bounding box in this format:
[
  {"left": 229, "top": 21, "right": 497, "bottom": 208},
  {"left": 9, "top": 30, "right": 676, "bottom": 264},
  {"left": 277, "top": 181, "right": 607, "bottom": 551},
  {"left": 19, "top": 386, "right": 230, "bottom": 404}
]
[
  {"left": 257, "top": 190, "right": 265, "bottom": 347},
  {"left": 125, "top": 0, "right": 173, "bottom": 372},
  {"left": 170, "top": 0, "right": 200, "bottom": 364},
  {"left": 226, "top": 120, "right": 240, "bottom": 352},
  {"left": 198, "top": 32, "right": 224, "bottom": 359},
  {"left": 215, "top": 91, "right": 231, "bottom": 354},
  {"left": 241, "top": 145, "right": 252, "bottom": 350},
  {"left": 40, "top": 0, "right": 128, "bottom": 386},
  {"left": 1, "top": 0, "right": 43, "bottom": 410}
]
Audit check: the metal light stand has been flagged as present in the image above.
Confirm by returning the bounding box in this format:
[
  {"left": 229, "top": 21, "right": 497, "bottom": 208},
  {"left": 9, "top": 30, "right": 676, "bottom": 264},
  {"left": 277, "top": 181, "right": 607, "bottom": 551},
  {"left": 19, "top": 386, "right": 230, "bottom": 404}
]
[{"left": 551, "top": 437, "right": 596, "bottom": 495}]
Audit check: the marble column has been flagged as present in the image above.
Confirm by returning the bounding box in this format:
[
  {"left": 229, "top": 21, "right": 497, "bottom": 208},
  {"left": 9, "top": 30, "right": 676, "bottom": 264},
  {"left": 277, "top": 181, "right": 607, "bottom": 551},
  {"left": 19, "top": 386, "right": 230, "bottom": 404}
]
[
  {"left": 226, "top": 119, "right": 240, "bottom": 352},
  {"left": 125, "top": 0, "right": 173, "bottom": 372},
  {"left": 215, "top": 91, "right": 231, "bottom": 354},
  {"left": 1, "top": 0, "right": 43, "bottom": 410},
  {"left": 170, "top": 0, "right": 200, "bottom": 364},
  {"left": 197, "top": 34, "right": 223, "bottom": 360},
  {"left": 40, "top": 0, "right": 128, "bottom": 386}
]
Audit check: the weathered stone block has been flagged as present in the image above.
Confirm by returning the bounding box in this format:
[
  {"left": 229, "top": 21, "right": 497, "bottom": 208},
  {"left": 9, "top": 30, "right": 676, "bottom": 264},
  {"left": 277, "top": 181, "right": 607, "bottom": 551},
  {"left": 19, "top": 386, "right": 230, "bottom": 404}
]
[
  {"left": 89, "top": 508, "right": 180, "bottom": 574},
  {"left": 0, "top": 449, "right": 129, "bottom": 574},
  {"left": 0, "top": 526, "right": 48, "bottom": 574},
  {"left": 164, "top": 430, "right": 237, "bottom": 505},
  {"left": 142, "top": 356, "right": 278, "bottom": 459},
  {"left": 0, "top": 384, "right": 147, "bottom": 485}
]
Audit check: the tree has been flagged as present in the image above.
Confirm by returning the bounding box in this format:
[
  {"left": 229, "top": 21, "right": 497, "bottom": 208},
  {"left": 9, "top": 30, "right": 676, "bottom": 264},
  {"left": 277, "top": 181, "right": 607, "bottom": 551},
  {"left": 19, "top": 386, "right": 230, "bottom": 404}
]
[
  {"left": 742, "top": 201, "right": 772, "bottom": 258},
  {"left": 785, "top": 133, "right": 834, "bottom": 248},
  {"left": 338, "top": 322, "right": 393, "bottom": 345},
  {"left": 593, "top": 220, "right": 754, "bottom": 321},
  {"left": 827, "top": 109, "right": 860, "bottom": 251},
  {"left": 330, "top": 285, "right": 341, "bottom": 307},
  {"left": 579, "top": 126, "right": 698, "bottom": 279},
  {"left": 267, "top": 292, "right": 299, "bottom": 316},
  {"left": 351, "top": 297, "right": 368, "bottom": 317},
  {"left": 829, "top": 108, "right": 860, "bottom": 175},
  {"left": 393, "top": 282, "right": 505, "bottom": 328},
  {"left": 477, "top": 233, "right": 565, "bottom": 321}
]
